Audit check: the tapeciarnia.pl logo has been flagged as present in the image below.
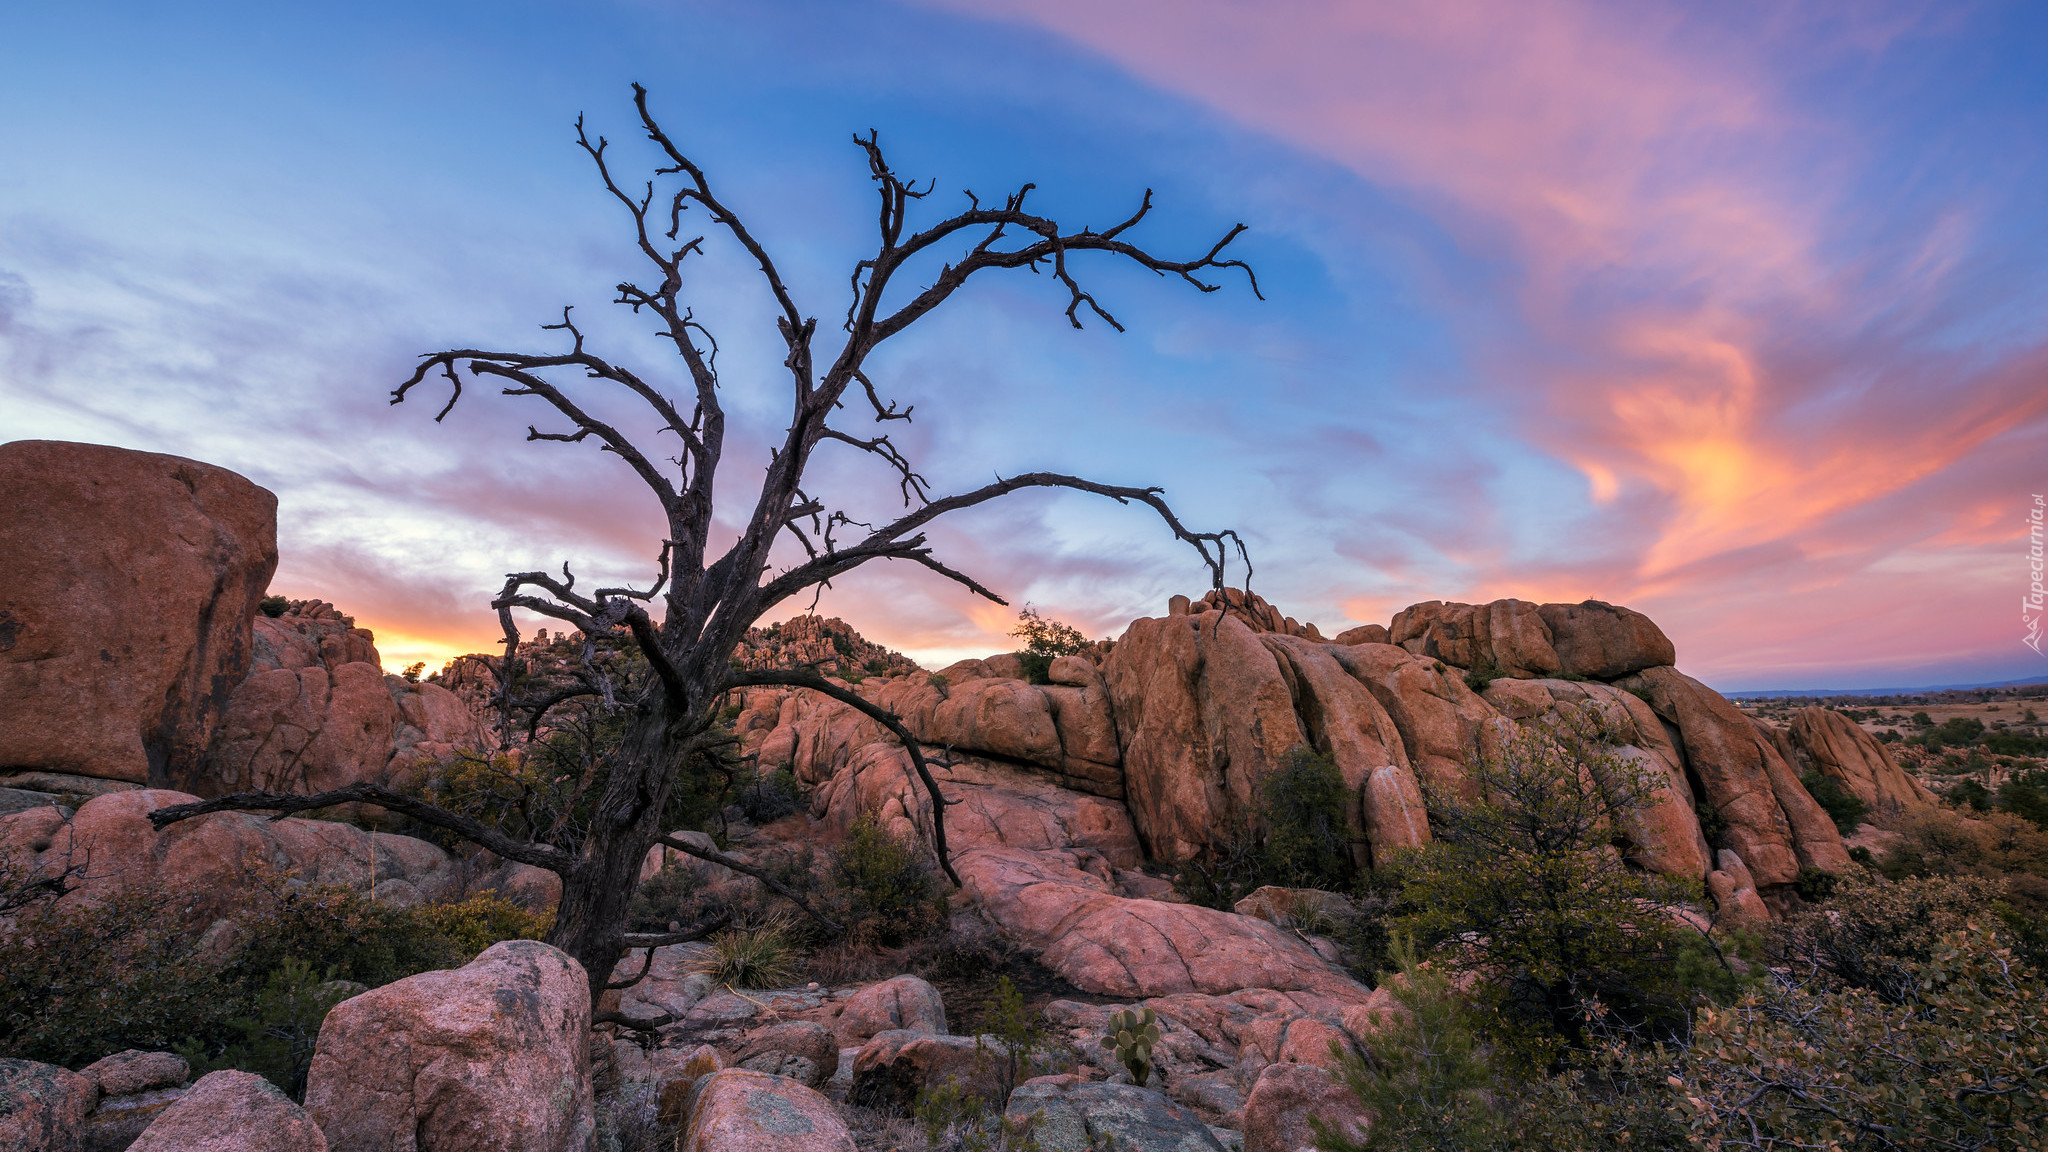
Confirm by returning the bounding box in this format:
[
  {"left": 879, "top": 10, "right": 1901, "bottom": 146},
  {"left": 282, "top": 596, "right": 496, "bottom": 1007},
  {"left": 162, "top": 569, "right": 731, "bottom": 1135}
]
[{"left": 2027, "top": 493, "right": 2045, "bottom": 656}]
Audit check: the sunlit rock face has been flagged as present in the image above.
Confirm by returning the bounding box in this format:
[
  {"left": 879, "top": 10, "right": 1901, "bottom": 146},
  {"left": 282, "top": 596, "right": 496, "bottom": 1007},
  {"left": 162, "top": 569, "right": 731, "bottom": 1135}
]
[{"left": 736, "top": 586, "right": 1861, "bottom": 936}]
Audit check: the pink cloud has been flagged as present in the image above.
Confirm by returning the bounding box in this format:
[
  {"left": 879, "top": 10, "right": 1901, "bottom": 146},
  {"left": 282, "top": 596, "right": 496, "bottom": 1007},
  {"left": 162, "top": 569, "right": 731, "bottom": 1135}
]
[{"left": 913, "top": 0, "right": 2048, "bottom": 683}]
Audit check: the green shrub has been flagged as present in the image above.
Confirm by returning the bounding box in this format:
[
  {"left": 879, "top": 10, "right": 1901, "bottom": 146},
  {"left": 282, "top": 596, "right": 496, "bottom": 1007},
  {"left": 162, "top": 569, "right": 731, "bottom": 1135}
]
[
  {"left": 692, "top": 918, "right": 798, "bottom": 988},
  {"left": 1694, "top": 803, "right": 1730, "bottom": 848},
  {"left": 738, "top": 766, "right": 804, "bottom": 823},
  {"left": 1392, "top": 705, "right": 1700, "bottom": 1058},
  {"left": 1950, "top": 777, "right": 1992, "bottom": 810},
  {"left": 259, "top": 595, "right": 291, "bottom": 618},
  {"left": 979, "top": 976, "right": 1047, "bottom": 1105},
  {"left": 627, "top": 859, "right": 709, "bottom": 932},
  {"left": 180, "top": 957, "right": 353, "bottom": 1100},
  {"left": 1793, "top": 865, "right": 1838, "bottom": 903},
  {"left": 1260, "top": 747, "right": 1354, "bottom": 890},
  {"left": 1316, "top": 935, "right": 1499, "bottom": 1152},
  {"left": 228, "top": 880, "right": 468, "bottom": 988},
  {"left": 1462, "top": 656, "right": 1503, "bottom": 693},
  {"left": 1016, "top": 651, "right": 1053, "bottom": 685},
  {"left": 1170, "top": 745, "right": 1356, "bottom": 908},
  {"left": 409, "top": 892, "right": 552, "bottom": 959},
  {"left": 1010, "top": 607, "right": 1088, "bottom": 658},
  {"left": 1663, "top": 927, "right": 2047, "bottom": 1151},
  {"left": 1986, "top": 730, "right": 2048, "bottom": 756},
  {"left": 0, "top": 883, "right": 232, "bottom": 1068},
  {"left": 831, "top": 815, "right": 947, "bottom": 948},
  {"left": 1779, "top": 872, "right": 2005, "bottom": 1001},
  {"left": 1798, "top": 770, "right": 1867, "bottom": 833},
  {"left": 1998, "top": 771, "right": 2048, "bottom": 827},
  {"left": 0, "top": 874, "right": 550, "bottom": 1083}
]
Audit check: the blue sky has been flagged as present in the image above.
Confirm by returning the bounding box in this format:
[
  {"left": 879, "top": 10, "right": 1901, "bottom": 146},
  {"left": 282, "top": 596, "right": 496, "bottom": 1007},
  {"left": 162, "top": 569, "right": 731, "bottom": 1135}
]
[{"left": 3, "top": 0, "right": 2045, "bottom": 691}]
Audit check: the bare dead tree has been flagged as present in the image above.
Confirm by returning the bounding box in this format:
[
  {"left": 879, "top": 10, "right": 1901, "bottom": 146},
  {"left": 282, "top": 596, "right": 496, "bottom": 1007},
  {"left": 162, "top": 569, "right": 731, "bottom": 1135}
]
[{"left": 152, "top": 84, "right": 1257, "bottom": 1006}]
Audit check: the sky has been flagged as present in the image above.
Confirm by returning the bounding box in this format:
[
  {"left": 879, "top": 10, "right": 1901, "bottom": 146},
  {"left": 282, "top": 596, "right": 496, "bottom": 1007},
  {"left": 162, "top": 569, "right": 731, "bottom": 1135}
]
[{"left": 2, "top": 0, "right": 2044, "bottom": 693}]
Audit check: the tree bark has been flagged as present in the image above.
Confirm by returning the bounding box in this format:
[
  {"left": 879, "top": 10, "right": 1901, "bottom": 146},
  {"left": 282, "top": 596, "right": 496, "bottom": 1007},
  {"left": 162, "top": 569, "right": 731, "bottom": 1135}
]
[{"left": 545, "top": 700, "right": 692, "bottom": 1004}]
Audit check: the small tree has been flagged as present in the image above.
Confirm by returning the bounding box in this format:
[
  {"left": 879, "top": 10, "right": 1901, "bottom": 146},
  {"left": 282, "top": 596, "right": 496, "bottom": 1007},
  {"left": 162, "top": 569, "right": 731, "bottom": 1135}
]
[
  {"left": 150, "top": 85, "right": 1256, "bottom": 1010},
  {"left": 1392, "top": 705, "right": 1699, "bottom": 1057},
  {"left": 1011, "top": 607, "right": 1090, "bottom": 684},
  {"left": 1315, "top": 935, "right": 1499, "bottom": 1152}
]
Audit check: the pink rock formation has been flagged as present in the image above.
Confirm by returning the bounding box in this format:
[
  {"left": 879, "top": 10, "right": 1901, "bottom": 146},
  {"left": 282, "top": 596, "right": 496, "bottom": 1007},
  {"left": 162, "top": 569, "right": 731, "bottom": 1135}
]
[
  {"left": 1480, "top": 677, "right": 1712, "bottom": 880},
  {"left": 682, "top": 1069, "right": 856, "bottom": 1152},
  {"left": 205, "top": 602, "right": 491, "bottom": 797},
  {"left": 0, "top": 441, "right": 278, "bottom": 787},
  {"left": 1242, "top": 1062, "right": 1372, "bottom": 1152},
  {"left": 305, "top": 940, "right": 594, "bottom": 1152},
  {"left": 1783, "top": 707, "right": 1935, "bottom": 812},
  {"left": 1260, "top": 634, "right": 1428, "bottom": 866},
  {"left": 0, "top": 1058, "right": 97, "bottom": 1152},
  {"left": 833, "top": 974, "right": 949, "bottom": 1047},
  {"left": 0, "top": 789, "right": 463, "bottom": 929},
  {"left": 1102, "top": 612, "right": 1304, "bottom": 862},
  {"left": 128, "top": 1070, "right": 327, "bottom": 1152},
  {"left": 954, "top": 847, "right": 1372, "bottom": 1002},
  {"left": 1618, "top": 667, "right": 1850, "bottom": 885}
]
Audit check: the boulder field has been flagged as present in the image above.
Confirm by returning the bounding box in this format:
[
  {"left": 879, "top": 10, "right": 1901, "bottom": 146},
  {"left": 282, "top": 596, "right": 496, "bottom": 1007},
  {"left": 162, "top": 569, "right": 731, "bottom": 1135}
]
[
  {"left": 0, "top": 441, "right": 1945, "bottom": 1151},
  {"left": 1, "top": 443, "right": 1929, "bottom": 939}
]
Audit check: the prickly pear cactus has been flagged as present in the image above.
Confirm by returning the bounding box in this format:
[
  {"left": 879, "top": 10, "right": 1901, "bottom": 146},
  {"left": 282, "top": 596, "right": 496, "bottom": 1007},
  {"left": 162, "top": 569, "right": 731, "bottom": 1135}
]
[{"left": 1099, "top": 1006, "right": 1161, "bottom": 1086}]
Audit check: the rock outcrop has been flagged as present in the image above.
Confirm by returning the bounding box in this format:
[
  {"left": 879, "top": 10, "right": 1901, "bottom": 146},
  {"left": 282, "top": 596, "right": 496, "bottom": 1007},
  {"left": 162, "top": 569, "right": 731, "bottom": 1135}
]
[
  {"left": 78, "top": 1050, "right": 191, "bottom": 1152},
  {"left": 1005, "top": 1079, "right": 1227, "bottom": 1152},
  {"left": 1387, "top": 598, "right": 1673, "bottom": 680},
  {"left": 847, "top": 1030, "right": 992, "bottom": 1111},
  {"left": 1781, "top": 707, "right": 1935, "bottom": 813},
  {"left": 1101, "top": 612, "right": 1308, "bottom": 863},
  {"left": 1618, "top": 668, "right": 1851, "bottom": 884},
  {"left": 1241, "top": 1062, "right": 1371, "bottom": 1152},
  {"left": 955, "top": 847, "right": 1372, "bottom": 1001},
  {"left": 128, "top": 1070, "right": 326, "bottom": 1152},
  {"left": 730, "top": 589, "right": 1851, "bottom": 931},
  {"left": 305, "top": 939, "right": 594, "bottom": 1152},
  {"left": 204, "top": 601, "right": 490, "bottom": 797},
  {"left": 0, "top": 789, "right": 464, "bottom": 929},
  {"left": 832, "top": 974, "right": 948, "bottom": 1047},
  {"left": 682, "top": 1069, "right": 855, "bottom": 1152},
  {"left": 0, "top": 441, "right": 278, "bottom": 788}
]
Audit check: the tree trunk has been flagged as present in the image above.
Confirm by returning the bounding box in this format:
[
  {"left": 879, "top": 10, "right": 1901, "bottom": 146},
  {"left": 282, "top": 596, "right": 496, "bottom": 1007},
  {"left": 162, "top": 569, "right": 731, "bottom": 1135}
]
[{"left": 544, "top": 702, "right": 695, "bottom": 1006}]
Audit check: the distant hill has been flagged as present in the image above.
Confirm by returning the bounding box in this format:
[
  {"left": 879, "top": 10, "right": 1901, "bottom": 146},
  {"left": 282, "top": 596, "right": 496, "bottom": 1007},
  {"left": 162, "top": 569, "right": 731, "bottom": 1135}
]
[{"left": 1728, "top": 678, "right": 2048, "bottom": 703}]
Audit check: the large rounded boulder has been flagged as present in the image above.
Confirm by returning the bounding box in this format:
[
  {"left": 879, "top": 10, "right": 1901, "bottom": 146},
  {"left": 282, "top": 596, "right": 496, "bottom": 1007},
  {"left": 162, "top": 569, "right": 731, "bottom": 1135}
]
[
  {"left": 305, "top": 939, "right": 595, "bottom": 1152},
  {"left": 0, "top": 440, "right": 277, "bottom": 787}
]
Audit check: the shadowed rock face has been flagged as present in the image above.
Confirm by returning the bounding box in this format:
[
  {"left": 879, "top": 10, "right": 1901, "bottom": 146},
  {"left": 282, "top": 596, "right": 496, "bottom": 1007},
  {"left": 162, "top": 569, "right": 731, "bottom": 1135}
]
[
  {"left": 1006, "top": 1079, "right": 1227, "bottom": 1152},
  {"left": 0, "top": 440, "right": 278, "bottom": 787}
]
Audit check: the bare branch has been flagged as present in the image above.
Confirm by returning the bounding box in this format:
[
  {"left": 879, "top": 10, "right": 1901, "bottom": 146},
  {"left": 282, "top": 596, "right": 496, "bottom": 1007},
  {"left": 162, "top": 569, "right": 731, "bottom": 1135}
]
[
  {"left": 657, "top": 834, "right": 846, "bottom": 930},
  {"left": 724, "top": 669, "right": 960, "bottom": 886},
  {"left": 145, "top": 784, "right": 576, "bottom": 873},
  {"left": 758, "top": 471, "right": 1242, "bottom": 612}
]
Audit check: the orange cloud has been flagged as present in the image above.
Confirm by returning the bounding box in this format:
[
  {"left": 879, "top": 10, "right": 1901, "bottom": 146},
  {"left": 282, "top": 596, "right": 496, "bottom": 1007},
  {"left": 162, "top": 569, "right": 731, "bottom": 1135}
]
[{"left": 920, "top": 0, "right": 2048, "bottom": 684}]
